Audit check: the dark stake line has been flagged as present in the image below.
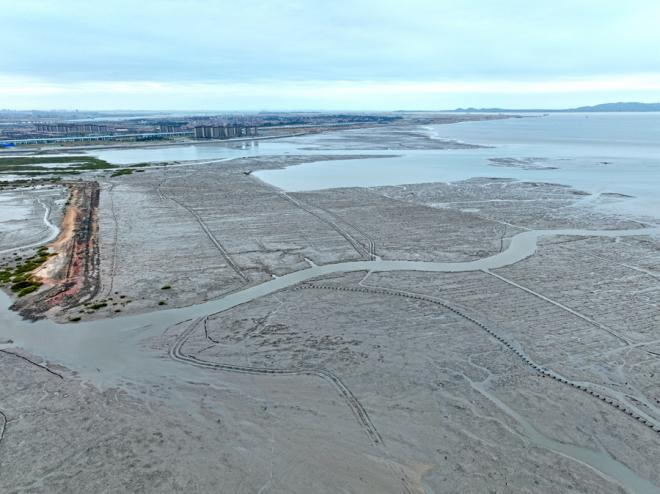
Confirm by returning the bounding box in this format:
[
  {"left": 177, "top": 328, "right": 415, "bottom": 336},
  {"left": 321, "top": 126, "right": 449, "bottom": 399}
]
[
  {"left": 169, "top": 317, "right": 383, "bottom": 445},
  {"left": 0, "top": 349, "right": 63, "bottom": 379},
  {"left": 298, "top": 283, "right": 660, "bottom": 436}
]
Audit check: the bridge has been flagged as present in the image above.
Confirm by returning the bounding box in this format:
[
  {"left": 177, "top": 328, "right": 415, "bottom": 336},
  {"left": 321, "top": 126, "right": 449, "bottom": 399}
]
[{"left": 0, "top": 131, "right": 194, "bottom": 146}]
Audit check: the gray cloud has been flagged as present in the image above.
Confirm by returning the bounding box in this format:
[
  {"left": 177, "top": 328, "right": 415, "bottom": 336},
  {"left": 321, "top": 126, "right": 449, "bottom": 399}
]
[
  {"left": 1, "top": 0, "right": 659, "bottom": 108},
  {"left": 2, "top": 0, "right": 660, "bottom": 82}
]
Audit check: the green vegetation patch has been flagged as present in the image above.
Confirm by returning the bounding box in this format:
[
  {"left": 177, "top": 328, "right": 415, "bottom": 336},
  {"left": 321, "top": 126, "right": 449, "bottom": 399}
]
[
  {"left": 0, "top": 246, "right": 54, "bottom": 297},
  {"left": 0, "top": 177, "right": 63, "bottom": 189},
  {"left": 17, "top": 285, "right": 40, "bottom": 297},
  {"left": 110, "top": 168, "right": 134, "bottom": 177},
  {"left": 0, "top": 156, "right": 116, "bottom": 175}
]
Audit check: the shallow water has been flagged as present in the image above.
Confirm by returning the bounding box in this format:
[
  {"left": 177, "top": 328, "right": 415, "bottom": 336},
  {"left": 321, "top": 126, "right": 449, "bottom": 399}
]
[
  {"left": 1, "top": 226, "right": 659, "bottom": 493},
  {"left": 51, "top": 113, "right": 659, "bottom": 220},
  {"left": 3, "top": 115, "right": 660, "bottom": 491},
  {"left": 1, "top": 226, "right": 657, "bottom": 384},
  {"left": 473, "top": 381, "right": 660, "bottom": 494},
  {"left": 89, "top": 139, "right": 310, "bottom": 164},
  {"left": 254, "top": 113, "right": 660, "bottom": 220},
  {"left": 435, "top": 112, "right": 660, "bottom": 152}
]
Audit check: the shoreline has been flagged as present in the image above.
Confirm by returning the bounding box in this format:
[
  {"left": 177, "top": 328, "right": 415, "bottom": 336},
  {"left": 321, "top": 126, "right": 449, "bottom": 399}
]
[
  {"left": 1, "top": 121, "right": 659, "bottom": 492},
  {"left": 0, "top": 132, "right": 309, "bottom": 156}
]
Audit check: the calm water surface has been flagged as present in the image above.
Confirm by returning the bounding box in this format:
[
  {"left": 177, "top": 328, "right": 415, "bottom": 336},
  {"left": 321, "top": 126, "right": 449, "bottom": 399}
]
[
  {"left": 256, "top": 113, "right": 660, "bottom": 220},
  {"left": 71, "top": 113, "right": 660, "bottom": 219},
  {"left": 2, "top": 115, "right": 659, "bottom": 493}
]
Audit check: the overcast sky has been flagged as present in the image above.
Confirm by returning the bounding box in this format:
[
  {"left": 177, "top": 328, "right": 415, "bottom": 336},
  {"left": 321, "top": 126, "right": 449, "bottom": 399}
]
[{"left": 2, "top": 0, "right": 659, "bottom": 110}]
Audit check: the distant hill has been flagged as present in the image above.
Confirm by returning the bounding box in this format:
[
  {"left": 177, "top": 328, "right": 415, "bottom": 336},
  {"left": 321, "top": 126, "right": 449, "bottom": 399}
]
[
  {"left": 452, "top": 102, "right": 660, "bottom": 113},
  {"left": 571, "top": 102, "right": 660, "bottom": 112}
]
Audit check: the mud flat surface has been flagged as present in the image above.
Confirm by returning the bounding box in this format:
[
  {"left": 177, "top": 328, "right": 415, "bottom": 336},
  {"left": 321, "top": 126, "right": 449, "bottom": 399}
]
[
  {"left": 290, "top": 124, "right": 484, "bottom": 151},
  {"left": 285, "top": 115, "right": 509, "bottom": 151},
  {"left": 0, "top": 123, "right": 659, "bottom": 493},
  {"left": 0, "top": 185, "right": 66, "bottom": 254},
  {"left": 93, "top": 155, "right": 384, "bottom": 319}
]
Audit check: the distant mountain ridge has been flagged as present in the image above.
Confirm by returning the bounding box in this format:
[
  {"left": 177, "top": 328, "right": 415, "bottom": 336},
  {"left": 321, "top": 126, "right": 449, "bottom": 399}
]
[{"left": 453, "top": 102, "right": 660, "bottom": 112}]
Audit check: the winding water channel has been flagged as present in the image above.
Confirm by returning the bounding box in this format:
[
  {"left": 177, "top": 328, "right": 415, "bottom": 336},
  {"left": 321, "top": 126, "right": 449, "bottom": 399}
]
[
  {"left": 4, "top": 115, "right": 660, "bottom": 492},
  {"left": 1, "top": 226, "right": 659, "bottom": 493},
  {"left": 0, "top": 196, "right": 60, "bottom": 255}
]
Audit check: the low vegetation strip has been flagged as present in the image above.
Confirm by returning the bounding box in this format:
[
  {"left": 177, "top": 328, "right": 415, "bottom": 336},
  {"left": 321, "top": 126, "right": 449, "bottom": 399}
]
[
  {"left": 110, "top": 168, "right": 134, "bottom": 177},
  {"left": 0, "top": 156, "right": 112, "bottom": 167},
  {"left": 0, "top": 156, "right": 115, "bottom": 175}
]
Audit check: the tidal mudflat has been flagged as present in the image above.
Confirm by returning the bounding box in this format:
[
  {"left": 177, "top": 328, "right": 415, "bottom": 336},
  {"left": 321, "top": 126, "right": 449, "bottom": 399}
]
[{"left": 0, "top": 117, "right": 659, "bottom": 493}]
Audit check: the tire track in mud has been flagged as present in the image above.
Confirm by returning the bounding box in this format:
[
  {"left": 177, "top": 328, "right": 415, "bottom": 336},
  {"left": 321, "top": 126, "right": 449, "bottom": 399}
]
[
  {"left": 169, "top": 317, "right": 383, "bottom": 445},
  {"left": 296, "top": 283, "right": 660, "bottom": 437},
  {"left": 277, "top": 191, "right": 375, "bottom": 260},
  {"left": 156, "top": 182, "right": 249, "bottom": 284},
  {"left": 103, "top": 183, "right": 120, "bottom": 297},
  {"left": 293, "top": 197, "right": 378, "bottom": 260},
  {"left": 322, "top": 207, "right": 377, "bottom": 260},
  {"left": 0, "top": 409, "right": 6, "bottom": 446}
]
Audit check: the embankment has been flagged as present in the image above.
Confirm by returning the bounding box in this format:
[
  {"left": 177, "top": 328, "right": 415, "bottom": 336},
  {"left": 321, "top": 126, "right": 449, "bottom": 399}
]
[{"left": 11, "top": 181, "right": 100, "bottom": 319}]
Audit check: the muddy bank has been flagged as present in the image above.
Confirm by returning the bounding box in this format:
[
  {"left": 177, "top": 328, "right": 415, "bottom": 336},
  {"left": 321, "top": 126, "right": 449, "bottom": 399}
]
[{"left": 11, "top": 181, "right": 100, "bottom": 319}]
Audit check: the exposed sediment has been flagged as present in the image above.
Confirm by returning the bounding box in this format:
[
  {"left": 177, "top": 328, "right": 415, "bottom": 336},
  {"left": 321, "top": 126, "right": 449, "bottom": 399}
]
[
  {"left": 11, "top": 181, "right": 100, "bottom": 319},
  {"left": 1, "top": 121, "right": 659, "bottom": 493}
]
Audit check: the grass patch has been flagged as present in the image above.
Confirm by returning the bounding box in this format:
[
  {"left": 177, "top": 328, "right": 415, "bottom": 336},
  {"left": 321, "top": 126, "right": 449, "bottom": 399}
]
[
  {"left": 0, "top": 247, "right": 53, "bottom": 297},
  {"left": 11, "top": 280, "right": 40, "bottom": 291},
  {"left": 0, "top": 155, "right": 113, "bottom": 167},
  {"left": 0, "top": 156, "right": 116, "bottom": 175},
  {"left": 17, "top": 285, "right": 40, "bottom": 297},
  {"left": 88, "top": 302, "right": 107, "bottom": 310},
  {"left": 110, "top": 168, "right": 134, "bottom": 177}
]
